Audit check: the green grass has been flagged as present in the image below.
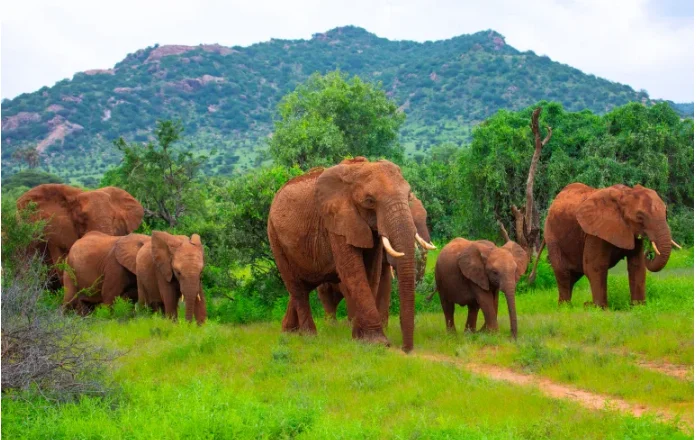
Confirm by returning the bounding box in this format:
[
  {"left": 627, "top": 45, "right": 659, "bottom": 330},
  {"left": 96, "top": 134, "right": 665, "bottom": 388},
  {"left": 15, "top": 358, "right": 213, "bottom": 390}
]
[{"left": 2, "top": 250, "right": 693, "bottom": 439}]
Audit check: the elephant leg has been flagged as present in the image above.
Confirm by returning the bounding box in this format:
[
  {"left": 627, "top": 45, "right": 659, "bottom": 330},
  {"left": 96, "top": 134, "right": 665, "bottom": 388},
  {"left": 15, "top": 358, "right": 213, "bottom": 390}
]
[
  {"left": 101, "top": 261, "right": 129, "bottom": 306},
  {"left": 553, "top": 267, "right": 582, "bottom": 304},
  {"left": 294, "top": 286, "right": 317, "bottom": 334},
  {"left": 440, "top": 296, "right": 456, "bottom": 333},
  {"left": 375, "top": 263, "right": 392, "bottom": 328},
  {"left": 627, "top": 242, "right": 646, "bottom": 305},
  {"left": 47, "top": 243, "right": 67, "bottom": 289},
  {"left": 583, "top": 236, "right": 612, "bottom": 308},
  {"left": 282, "top": 298, "right": 299, "bottom": 331},
  {"left": 476, "top": 289, "right": 499, "bottom": 332},
  {"left": 157, "top": 277, "right": 180, "bottom": 320},
  {"left": 317, "top": 283, "right": 339, "bottom": 320},
  {"left": 269, "top": 224, "right": 317, "bottom": 334},
  {"left": 465, "top": 304, "right": 479, "bottom": 333},
  {"left": 330, "top": 235, "right": 387, "bottom": 344}
]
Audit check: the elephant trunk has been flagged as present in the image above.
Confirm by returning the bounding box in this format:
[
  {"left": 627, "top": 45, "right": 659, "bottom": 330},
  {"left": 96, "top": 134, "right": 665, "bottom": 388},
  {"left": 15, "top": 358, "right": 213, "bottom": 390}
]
[
  {"left": 385, "top": 203, "right": 417, "bottom": 353},
  {"left": 181, "top": 279, "right": 199, "bottom": 322},
  {"left": 502, "top": 283, "right": 518, "bottom": 339},
  {"left": 645, "top": 225, "right": 672, "bottom": 273}
]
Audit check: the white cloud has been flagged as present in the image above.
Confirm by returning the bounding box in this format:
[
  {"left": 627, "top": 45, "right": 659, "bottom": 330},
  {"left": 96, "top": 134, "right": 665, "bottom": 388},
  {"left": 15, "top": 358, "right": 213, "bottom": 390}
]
[{"left": 1, "top": 0, "right": 693, "bottom": 101}]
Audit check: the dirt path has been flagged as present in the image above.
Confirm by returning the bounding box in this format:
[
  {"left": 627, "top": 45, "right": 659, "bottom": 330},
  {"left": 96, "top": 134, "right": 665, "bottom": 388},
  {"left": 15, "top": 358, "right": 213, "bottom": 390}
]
[
  {"left": 636, "top": 360, "right": 693, "bottom": 380},
  {"left": 409, "top": 352, "right": 693, "bottom": 433}
]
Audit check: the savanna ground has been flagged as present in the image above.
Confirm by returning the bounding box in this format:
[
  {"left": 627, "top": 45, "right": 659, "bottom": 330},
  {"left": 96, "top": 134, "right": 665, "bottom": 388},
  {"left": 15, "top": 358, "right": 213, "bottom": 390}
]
[{"left": 3, "top": 249, "right": 693, "bottom": 439}]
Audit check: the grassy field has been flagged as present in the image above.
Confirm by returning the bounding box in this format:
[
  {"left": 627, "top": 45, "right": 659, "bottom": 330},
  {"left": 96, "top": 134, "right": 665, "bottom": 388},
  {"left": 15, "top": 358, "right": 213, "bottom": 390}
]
[{"left": 3, "top": 250, "right": 693, "bottom": 439}]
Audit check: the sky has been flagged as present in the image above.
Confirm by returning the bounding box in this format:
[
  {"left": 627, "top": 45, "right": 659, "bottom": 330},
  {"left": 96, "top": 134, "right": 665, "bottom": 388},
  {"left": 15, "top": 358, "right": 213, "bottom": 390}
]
[{"left": 1, "top": 0, "right": 694, "bottom": 102}]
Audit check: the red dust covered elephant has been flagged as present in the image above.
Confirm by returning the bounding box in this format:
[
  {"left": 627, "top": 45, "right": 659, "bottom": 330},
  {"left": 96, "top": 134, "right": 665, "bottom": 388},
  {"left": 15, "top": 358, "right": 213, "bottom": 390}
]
[
  {"left": 539, "top": 183, "right": 679, "bottom": 307},
  {"left": 267, "top": 157, "right": 428, "bottom": 352}
]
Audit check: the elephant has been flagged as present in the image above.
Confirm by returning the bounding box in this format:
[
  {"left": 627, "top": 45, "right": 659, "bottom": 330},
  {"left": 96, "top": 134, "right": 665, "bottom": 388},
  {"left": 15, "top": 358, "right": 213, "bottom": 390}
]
[
  {"left": 62, "top": 231, "right": 150, "bottom": 314},
  {"left": 136, "top": 231, "right": 206, "bottom": 324},
  {"left": 431, "top": 239, "right": 528, "bottom": 337},
  {"left": 268, "top": 157, "right": 430, "bottom": 352},
  {"left": 539, "top": 183, "right": 678, "bottom": 307},
  {"left": 316, "top": 193, "right": 435, "bottom": 323},
  {"left": 17, "top": 184, "right": 144, "bottom": 287}
]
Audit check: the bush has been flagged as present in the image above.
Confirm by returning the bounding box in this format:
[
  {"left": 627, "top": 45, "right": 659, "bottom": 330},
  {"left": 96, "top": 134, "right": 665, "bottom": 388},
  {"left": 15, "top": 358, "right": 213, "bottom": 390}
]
[
  {"left": 1, "top": 197, "right": 115, "bottom": 401},
  {"left": 1, "top": 257, "right": 115, "bottom": 400}
]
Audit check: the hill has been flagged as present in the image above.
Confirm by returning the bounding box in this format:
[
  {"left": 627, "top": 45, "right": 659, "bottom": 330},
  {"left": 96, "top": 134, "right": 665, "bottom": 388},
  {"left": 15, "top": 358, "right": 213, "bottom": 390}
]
[{"left": 1, "top": 26, "right": 687, "bottom": 185}]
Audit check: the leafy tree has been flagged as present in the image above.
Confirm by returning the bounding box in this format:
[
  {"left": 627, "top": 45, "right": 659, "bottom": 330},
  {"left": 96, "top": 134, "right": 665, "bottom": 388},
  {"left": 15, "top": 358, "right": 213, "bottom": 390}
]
[
  {"left": 269, "top": 70, "right": 405, "bottom": 169},
  {"left": 11, "top": 147, "right": 40, "bottom": 169},
  {"left": 101, "top": 120, "right": 208, "bottom": 227}
]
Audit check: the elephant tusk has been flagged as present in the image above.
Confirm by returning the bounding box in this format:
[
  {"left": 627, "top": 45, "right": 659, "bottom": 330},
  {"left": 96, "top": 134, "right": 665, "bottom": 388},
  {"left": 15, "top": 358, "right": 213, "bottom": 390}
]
[
  {"left": 382, "top": 236, "right": 405, "bottom": 258},
  {"left": 390, "top": 266, "right": 395, "bottom": 278},
  {"left": 196, "top": 293, "right": 201, "bottom": 301},
  {"left": 415, "top": 233, "right": 437, "bottom": 250},
  {"left": 671, "top": 240, "right": 682, "bottom": 250},
  {"left": 651, "top": 241, "right": 661, "bottom": 256}
]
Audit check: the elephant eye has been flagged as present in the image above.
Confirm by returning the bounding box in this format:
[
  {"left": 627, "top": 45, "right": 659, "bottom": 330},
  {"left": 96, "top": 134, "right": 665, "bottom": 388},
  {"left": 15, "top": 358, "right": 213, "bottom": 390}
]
[{"left": 363, "top": 196, "right": 376, "bottom": 207}]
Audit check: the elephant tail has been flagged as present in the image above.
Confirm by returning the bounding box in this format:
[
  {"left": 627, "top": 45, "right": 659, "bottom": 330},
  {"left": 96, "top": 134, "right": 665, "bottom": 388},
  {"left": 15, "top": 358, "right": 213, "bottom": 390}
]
[
  {"left": 527, "top": 239, "right": 546, "bottom": 284},
  {"left": 426, "top": 286, "right": 437, "bottom": 302}
]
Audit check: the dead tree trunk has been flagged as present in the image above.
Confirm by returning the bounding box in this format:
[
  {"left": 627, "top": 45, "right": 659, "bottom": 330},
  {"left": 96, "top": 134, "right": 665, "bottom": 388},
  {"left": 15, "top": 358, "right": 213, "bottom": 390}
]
[{"left": 514, "top": 107, "right": 552, "bottom": 258}]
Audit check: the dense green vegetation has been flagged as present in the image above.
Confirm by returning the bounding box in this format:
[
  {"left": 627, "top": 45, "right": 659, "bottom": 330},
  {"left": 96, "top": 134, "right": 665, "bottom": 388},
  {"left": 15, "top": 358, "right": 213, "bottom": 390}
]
[
  {"left": 269, "top": 71, "right": 404, "bottom": 169},
  {"left": 3, "top": 248, "right": 692, "bottom": 439},
  {"left": 2, "top": 26, "right": 692, "bottom": 183}
]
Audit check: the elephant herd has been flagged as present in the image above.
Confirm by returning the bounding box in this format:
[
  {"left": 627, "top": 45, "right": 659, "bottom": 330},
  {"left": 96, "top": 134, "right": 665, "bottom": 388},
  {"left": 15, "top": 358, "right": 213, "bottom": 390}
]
[
  {"left": 17, "top": 184, "right": 206, "bottom": 324},
  {"left": 17, "top": 157, "right": 678, "bottom": 354}
]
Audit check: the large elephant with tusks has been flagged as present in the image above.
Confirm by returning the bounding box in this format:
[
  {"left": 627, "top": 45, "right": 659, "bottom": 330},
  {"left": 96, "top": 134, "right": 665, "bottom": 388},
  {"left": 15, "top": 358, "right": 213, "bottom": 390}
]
[{"left": 268, "top": 157, "right": 429, "bottom": 353}]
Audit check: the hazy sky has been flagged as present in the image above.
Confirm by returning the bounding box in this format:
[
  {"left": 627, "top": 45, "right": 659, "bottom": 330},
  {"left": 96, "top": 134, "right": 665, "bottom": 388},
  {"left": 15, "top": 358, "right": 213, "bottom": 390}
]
[{"left": 2, "top": 0, "right": 693, "bottom": 102}]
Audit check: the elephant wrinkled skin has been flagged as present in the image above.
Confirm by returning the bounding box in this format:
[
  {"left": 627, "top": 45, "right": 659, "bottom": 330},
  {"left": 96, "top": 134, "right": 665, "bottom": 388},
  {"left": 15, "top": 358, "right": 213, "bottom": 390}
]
[
  {"left": 136, "top": 231, "right": 206, "bottom": 324},
  {"left": 433, "top": 239, "right": 528, "bottom": 337},
  {"left": 317, "top": 193, "right": 434, "bottom": 325},
  {"left": 543, "top": 183, "right": 674, "bottom": 307},
  {"left": 268, "top": 157, "right": 421, "bottom": 352},
  {"left": 17, "top": 184, "right": 144, "bottom": 287},
  {"left": 63, "top": 231, "right": 150, "bottom": 314}
]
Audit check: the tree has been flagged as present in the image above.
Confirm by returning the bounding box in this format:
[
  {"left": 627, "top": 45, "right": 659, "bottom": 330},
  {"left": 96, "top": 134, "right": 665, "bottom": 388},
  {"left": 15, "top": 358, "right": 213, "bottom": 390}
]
[
  {"left": 511, "top": 107, "right": 552, "bottom": 257},
  {"left": 12, "top": 147, "right": 40, "bottom": 169},
  {"left": 101, "top": 120, "right": 207, "bottom": 227},
  {"left": 269, "top": 70, "right": 405, "bottom": 169}
]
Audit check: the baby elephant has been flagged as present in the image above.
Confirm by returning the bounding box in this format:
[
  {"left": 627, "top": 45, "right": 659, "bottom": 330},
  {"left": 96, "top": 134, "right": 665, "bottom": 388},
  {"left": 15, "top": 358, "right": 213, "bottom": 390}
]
[
  {"left": 136, "top": 231, "right": 206, "bottom": 324},
  {"left": 432, "top": 239, "right": 528, "bottom": 337},
  {"left": 63, "top": 231, "right": 150, "bottom": 314}
]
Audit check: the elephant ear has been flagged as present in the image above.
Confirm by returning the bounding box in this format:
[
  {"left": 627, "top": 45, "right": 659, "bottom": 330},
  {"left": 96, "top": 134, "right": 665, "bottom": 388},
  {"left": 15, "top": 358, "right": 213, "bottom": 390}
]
[
  {"left": 315, "top": 164, "right": 373, "bottom": 249},
  {"left": 114, "top": 234, "right": 151, "bottom": 274},
  {"left": 576, "top": 186, "right": 635, "bottom": 250},
  {"left": 502, "top": 241, "right": 529, "bottom": 281},
  {"left": 98, "top": 187, "right": 144, "bottom": 234},
  {"left": 151, "top": 231, "right": 181, "bottom": 282},
  {"left": 458, "top": 245, "right": 489, "bottom": 291}
]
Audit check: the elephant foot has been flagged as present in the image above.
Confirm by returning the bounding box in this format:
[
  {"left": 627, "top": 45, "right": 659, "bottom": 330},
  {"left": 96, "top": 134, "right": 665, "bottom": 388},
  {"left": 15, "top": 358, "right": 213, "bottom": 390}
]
[
  {"left": 353, "top": 327, "right": 390, "bottom": 347},
  {"left": 583, "top": 301, "right": 607, "bottom": 309}
]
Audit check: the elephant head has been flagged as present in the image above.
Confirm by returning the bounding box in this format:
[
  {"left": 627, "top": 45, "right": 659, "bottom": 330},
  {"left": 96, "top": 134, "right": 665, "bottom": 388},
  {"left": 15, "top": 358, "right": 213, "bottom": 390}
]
[
  {"left": 316, "top": 157, "right": 421, "bottom": 352},
  {"left": 576, "top": 184, "right": 673, "bottom": 272},
  {"left": 459, "top": 240, "right": 528, "bottom": 338},
  {"left": 151, "top": 231, "right": 206, "bottom": 324}
]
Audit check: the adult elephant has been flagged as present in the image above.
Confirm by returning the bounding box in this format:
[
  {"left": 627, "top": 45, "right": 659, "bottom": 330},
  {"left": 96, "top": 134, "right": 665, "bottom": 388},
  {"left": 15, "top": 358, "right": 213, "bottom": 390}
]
[
  {"left": 541, "top": 183, "right": 677, "bottom": 307},
  {"left": 268, "top": 157, "right": 425, "bottom": 352},
  {"left": 17, "top": 184, "right": 144, "bottom": 285},
  {"left": 136, "top": 231, "right": 206, "bottom": 324},
  {"left": 317, "top": 193, "right": 435, "bottom": 323},
  {"left": 63, "top": 231, "right": 150, "bottom": 314},
  {"left": 431, "top": 239, "right": 527, "bottom": 337}
]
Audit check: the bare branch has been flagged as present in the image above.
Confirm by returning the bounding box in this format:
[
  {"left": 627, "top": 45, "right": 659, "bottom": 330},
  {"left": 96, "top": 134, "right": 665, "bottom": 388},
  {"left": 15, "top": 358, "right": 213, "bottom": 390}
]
[
  {"left": 542, "top": 125, "right": 553, "bottom": 146},
  {"left": 497, "top": 220, "right": 511, "bottom": 242}
]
